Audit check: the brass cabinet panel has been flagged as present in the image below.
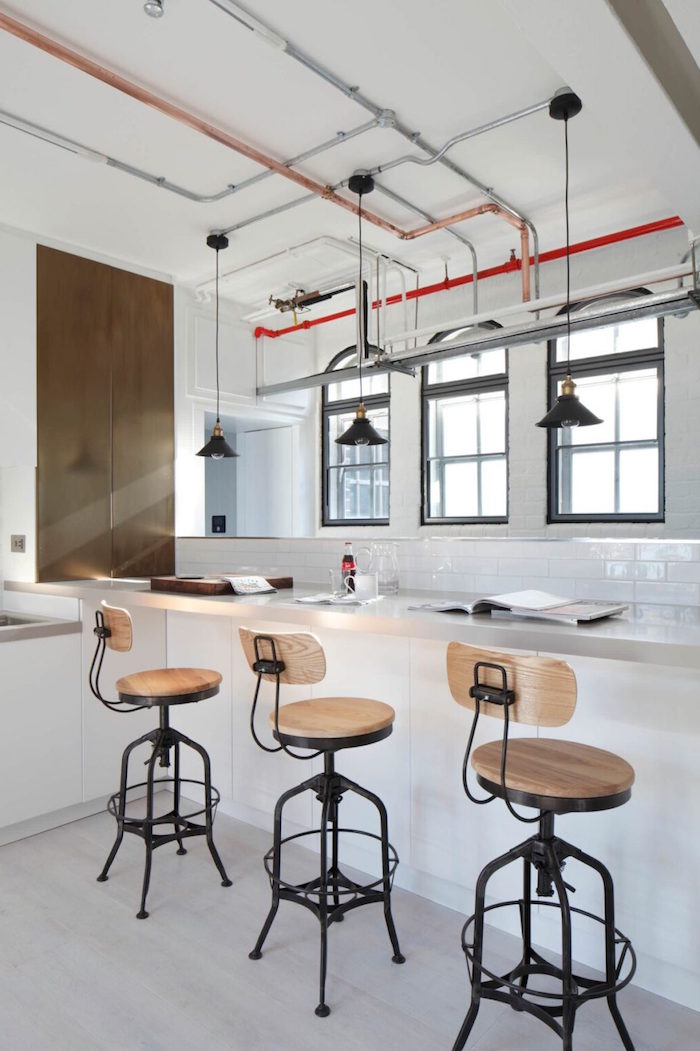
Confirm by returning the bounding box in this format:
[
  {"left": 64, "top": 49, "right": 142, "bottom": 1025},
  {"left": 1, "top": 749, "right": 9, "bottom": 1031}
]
[
  {"left": 37, "top": 247, "right": 112, "bottom": 580},
  {"left": 36, "top": 247, "right": 174, "bottom": 581},
  {"left": 111, "top": 267, "right": 174, "bottom": 577}
]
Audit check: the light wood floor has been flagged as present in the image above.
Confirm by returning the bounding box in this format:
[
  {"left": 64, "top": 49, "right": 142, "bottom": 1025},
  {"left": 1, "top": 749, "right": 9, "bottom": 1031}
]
[{"left": 0, "top": 809, "right": 698, "bottom": 1050}]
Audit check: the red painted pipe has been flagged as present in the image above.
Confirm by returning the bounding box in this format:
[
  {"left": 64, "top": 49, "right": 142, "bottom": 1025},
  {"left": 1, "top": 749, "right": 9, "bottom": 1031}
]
[{"left": 254, "top": 215, "right": 684, "bottom": 339}]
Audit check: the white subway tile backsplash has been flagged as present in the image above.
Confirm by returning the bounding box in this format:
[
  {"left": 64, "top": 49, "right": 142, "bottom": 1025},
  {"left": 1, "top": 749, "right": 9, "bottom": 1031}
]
[
  {"left": 667, "top": 562, "right": 700, "bottom": 583},
  {"left": 175, "top": 537, "right": 700, "bottom": 609},
  {"left": 549, "top": 559, "right": 603, "bottom": 579},
  {"left": 634, "top": 581, "right": 700, "bottom": 605},
  {"left": 637, "top": 543, "right": 698, "bottom": 562},
  {"left": 605, "top": 560, "right": 666, "bottom": 581}
]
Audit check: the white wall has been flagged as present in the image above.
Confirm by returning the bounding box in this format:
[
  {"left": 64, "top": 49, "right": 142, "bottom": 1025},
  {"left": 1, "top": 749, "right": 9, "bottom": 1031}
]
[{"left": 0, "top": 228, "right": 37, "bottom": 584}]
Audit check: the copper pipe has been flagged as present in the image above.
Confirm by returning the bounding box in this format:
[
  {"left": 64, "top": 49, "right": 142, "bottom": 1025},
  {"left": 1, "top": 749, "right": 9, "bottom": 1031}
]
[
  {"left": 401, "top": 201, "right": 530, "bottom": 300},
  {"left": 0, "top": 11, "right": 406, "bottom": 238},
  {"left": 400, "top": 203, "right": 501, "bottom": 239},
  {"left": 520, "top": 223, "right": 531, "bottom": 301}
]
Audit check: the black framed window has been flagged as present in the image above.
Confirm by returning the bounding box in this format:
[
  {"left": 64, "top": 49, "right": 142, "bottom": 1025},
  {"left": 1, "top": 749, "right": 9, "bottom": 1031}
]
[
  {"left": 548, "top": 294, "right": 664, "bottom": 522},
  {"left": 422, "top": 326, "right": 508, "bottom": 524},
  {"left": 322, "top": 347, "right": 390, "bottom": 525}
]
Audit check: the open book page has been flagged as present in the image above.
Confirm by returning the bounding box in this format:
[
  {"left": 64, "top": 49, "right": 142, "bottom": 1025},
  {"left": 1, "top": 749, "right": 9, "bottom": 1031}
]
[
  {"left": 294, "top": 593, "right": 383, "bottom": 606},
  {"left": 482, "top": 590, "right": 573, "bottom": 611},
  {"left": 409, "top": 590, "right": 627, "bottom": 622},
  {"left": 408, "top": 590, "right": 572, "bottom": 615}
]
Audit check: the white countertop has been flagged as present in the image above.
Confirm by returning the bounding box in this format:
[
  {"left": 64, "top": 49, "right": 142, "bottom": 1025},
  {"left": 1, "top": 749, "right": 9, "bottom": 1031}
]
[{"left": 6, "top": 578, "right": 700, "bottom": 669}]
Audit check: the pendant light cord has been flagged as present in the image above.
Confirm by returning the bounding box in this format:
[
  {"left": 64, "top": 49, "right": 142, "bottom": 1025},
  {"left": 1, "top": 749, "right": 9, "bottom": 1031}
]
[
  {"left": 564, "top": 115, "right": 571, "bottom": 371},
  {"left": 357, "top": 191, "right": 364, "bottom": 404},
  {"left": 215, "top": 245, "right": 221, "bottom": 422}
]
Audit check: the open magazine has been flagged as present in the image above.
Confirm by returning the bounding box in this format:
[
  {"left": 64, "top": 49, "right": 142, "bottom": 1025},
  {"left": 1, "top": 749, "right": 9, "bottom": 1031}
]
[{"left": 409, "top": 589, "right": 628, "bottom": 624}]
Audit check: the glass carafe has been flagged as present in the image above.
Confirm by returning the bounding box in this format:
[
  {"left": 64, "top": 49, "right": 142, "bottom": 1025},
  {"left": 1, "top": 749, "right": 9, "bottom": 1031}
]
[{"left": 358, "top": 541, "right": 400, "bottom": 594}]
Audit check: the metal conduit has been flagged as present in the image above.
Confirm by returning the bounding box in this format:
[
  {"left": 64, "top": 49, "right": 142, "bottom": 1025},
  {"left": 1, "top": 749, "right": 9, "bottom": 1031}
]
[
  {"left": 0, "top": 106, "right": 378, "bottom": 205},
  {"left": 370, "top": 98, "right": 553, "bottom": 176}
]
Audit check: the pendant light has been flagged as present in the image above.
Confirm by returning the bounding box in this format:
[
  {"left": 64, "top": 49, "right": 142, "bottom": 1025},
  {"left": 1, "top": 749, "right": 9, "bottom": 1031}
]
[
  {"left": 335, "top": 173, "right": 388, "bottom": 447},
  {"left": 197, "top": 234, "right": 239, "bottom": 458},
  {"left": 537, "top": 90, "right": 602, "bottom": 430}
]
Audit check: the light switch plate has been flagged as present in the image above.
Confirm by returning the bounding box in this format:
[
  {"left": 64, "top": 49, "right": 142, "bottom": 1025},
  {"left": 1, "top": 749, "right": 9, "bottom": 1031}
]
[{"left": 11, "top": 534, "right": 26, "bottom": 553}]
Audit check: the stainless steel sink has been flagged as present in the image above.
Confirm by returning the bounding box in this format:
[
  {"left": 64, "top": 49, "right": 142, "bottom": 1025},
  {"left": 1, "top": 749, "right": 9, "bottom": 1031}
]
[{"left": 0, "top": 613, "right": 40, "bottom": 627}]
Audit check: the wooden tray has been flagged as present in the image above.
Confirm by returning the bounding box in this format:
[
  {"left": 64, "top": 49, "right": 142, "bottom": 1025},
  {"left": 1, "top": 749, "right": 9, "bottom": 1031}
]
[{"left": 150, "top": 575, "right": 293, "bottom": 595}]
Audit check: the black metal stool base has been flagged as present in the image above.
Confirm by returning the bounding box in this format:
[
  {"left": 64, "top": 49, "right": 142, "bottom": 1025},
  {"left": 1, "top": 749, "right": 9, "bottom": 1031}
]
[
  {"left": 97, "top": 707, "right": 232, "bottom": 918},
  {"left": 452, "top": 813, "right": 636, "bottom": 1051},
  {"left": 249, "top": 752, "right": 405, "bottom": 1016}
]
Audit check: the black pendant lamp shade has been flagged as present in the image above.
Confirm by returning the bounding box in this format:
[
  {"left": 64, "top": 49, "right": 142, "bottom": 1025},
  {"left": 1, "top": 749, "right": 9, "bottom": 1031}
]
[
  {"left": 197, "top": 233, "right": 239, "bottom": 458},
  {"left": 536, "top": 375, "right": 603, "bottom": 428},
  {"left": 335, "top": 173, "right": 388, "bottom": 448},
  {"left": 197, "top": 419, "right": 237, "bottom": 459},
  {"left": 336, "top": 403, "right": 387, "bottom": 447},
  {"left": 537, "top": 90, "right": 602, "bottom": 430}
]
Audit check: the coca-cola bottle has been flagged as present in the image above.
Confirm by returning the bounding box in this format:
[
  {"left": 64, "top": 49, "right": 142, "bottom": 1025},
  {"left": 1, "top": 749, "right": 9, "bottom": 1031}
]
[{"left": 341, "top": 542, "right": 356, "bottom": 592}]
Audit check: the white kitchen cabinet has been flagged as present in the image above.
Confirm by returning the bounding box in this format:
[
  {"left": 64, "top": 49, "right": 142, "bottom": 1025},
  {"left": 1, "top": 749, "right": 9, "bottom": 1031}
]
[{"left": 0, "top": 632, "right": 82, "bottom": 828}]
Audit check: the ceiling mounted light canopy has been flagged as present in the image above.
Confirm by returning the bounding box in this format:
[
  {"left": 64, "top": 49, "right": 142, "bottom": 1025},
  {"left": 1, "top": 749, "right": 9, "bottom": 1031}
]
[
  {"left": 143, "top": 1, "right": 165, "bottom": 17},
  {"left": 537, "top": 90, "right": 602, "bottom": 430},
  {"left": 335, "top": 173, "right": 388, "bottom": 448},
  {"left": 197, "top": 234, "right": 239, "bottom": 459}
]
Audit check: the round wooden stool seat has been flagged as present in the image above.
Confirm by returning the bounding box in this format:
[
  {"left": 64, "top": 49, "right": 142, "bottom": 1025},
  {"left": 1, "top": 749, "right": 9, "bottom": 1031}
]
[
  {"left": 472, "top": 738, "right": 635, "bottom": 813},
  {"left": 269, "top": 697, "right": 395, "bottom": 749},
  {"left": 116, "top": 667, "right": 222, "bottom": 706}
]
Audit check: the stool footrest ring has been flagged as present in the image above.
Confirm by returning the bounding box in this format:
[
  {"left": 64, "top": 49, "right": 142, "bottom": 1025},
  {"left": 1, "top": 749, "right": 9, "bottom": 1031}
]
[
  {"left": 263, "top": 826, "right": 399, "bottom": 910},
  {"left": 107, "top": 777, "right": 221, "bottom": 834},
  {"left": 461, "top": 897, "right": 636, "bottom": 1014}
]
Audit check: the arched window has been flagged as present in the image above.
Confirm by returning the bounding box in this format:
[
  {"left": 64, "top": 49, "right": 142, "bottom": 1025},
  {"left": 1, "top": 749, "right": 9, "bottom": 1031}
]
[
  {"left": 322, "top": 347, "right": 390, "bottom": 525},
  {"left": 547, "top": 291, "right": 664, "bottom": 521},
  {"left": 421, "top": 325, "right": 508, "bottom": 523}
]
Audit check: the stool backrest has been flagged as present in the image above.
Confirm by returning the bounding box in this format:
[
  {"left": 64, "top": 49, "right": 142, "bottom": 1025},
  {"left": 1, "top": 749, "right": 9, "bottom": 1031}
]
[
  {"left": 239, "top": 628, "right": 326, "bottom": 685},
  {"left": 446, "top": 642, "right": 576, "bottom": 727},
  {"left": 101, "top": 602, "right": 133, "bottom": 653}
]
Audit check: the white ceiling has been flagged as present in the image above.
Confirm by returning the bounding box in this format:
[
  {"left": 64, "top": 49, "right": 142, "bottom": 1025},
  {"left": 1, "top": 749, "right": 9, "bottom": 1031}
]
[{"left": 0, "top": 0, "right": 697, "bottom": 306}]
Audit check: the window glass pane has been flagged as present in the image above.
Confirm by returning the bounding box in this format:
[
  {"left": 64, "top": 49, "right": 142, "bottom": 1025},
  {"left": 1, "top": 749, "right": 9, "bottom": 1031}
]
[
  {"left": 618, "top": 369, "right": 657, "bottom": 441},
  {"left": 619, "top": 447, "right": 659, "bottom": 513},
  {"left": 480, "top": 457, "right": 507, "bottom": 517},
  {"left": 562, "top": 449, "right": 615, "bottom": 514},
  {"left": 437, "top": 396, "right": 477, "bottom": 456},
  {"left": 479, "top": 391, "right": 506, "bottom": 454},
  {"left": 328, "top": 464, "right": 389, "bottom": 521},
  {"left": 443, "top": 461, "right": 478, "bottom": 518},
  {"left": 428, "top": 391, "right": 506, "bottom": 458},
  {"left": 556, "top": 315, "right": 658, "bottom": 362},
  {"left": 428, "top": 460, "right": 443, "bottom": 518},
  {"left": 558, "top": 374, "right": 616, "bottom": 446},
  {"left": 327, "top": 407, "right": 389, "bottom": 467},
  {"left": 427, "top": 346, "right": 505, "bottom": 384},
  {"left": 326, "top": 351, "right": 388, "bottom": 401}
]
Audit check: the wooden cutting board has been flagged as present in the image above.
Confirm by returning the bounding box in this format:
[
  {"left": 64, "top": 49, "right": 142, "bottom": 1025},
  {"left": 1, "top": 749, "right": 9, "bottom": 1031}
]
[{"left": 150, "top": 575, "right": 293, "bottom": 594}]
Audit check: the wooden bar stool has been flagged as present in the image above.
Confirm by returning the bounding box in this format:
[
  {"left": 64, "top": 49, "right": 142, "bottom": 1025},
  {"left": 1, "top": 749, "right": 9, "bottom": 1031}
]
[
  {"left": 89, "top": 602, "right": 232, "bottom": 918},
  {"left": 239, "top": 628, "right": 405, "bottom": 1017},
  {"left": 447, "top": 643, "right": 636, "bottom": 1051}
]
